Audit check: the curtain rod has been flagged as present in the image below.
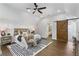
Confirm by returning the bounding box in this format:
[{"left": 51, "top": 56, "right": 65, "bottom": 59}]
[
  {"left": 66, "top": 17, "right": 79, "bottom": 20},
  {"left": 53, "top": 17, "right": 79, "bottom": 22}
]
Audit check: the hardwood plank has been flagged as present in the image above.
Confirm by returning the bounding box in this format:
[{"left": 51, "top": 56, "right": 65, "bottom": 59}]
[
  {"left": 36, "top": 41, "right": 74, "bottom": 56},
  {"left": 1, "top": 45, "right": 12, "bottom": 56}
]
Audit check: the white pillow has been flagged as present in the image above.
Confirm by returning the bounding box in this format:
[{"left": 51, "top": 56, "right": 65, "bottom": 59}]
[
  {"left": 23, "top": 32, "right": 29, "bottom": 40},
  {"left": 34, "top": 34, "right": 41, "bottom": 41}
]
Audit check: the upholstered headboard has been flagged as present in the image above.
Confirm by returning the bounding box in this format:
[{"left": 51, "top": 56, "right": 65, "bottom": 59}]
[{"left": 14, "top": 28, "right": 30, "bottom": 36}]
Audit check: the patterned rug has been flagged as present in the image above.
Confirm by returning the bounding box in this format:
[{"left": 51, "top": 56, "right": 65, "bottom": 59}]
[{"left": 7, "top": 39, "right": 52, "bottom": 56}]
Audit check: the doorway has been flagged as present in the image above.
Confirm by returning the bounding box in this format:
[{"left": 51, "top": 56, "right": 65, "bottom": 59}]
[
  {"left": 57, "top": 20, "right": 77, "bottom": 43},
  {"left": 57, "top": 20, "right": 68, "bottom": 42}
]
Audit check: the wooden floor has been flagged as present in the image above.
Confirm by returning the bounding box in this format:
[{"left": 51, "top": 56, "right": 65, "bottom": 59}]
[
  {"left": 36, "top": 41, "right": 74, "bottom": 56},
  {"left": 1, "top": 37, "right": 52, "bottom": 56},
  {"left": 1, "top": 45, "right": 12, "bottom": 56},
  {"left": 1, "top": 37, "right": 74, "bottom": 56}
]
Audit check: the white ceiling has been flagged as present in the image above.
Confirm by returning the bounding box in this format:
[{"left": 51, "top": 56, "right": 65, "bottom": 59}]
[
  {"left": 1, "top": 3, "right": 79, "bottom": 18},
  {"left": 0, "top": 3, "right": 79, "bottom": 28}
]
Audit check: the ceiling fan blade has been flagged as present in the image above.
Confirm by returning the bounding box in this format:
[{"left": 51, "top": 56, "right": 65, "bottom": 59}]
[
  {"left": 38, "top": 7, "right": 46, "bottom": 10},
  {"left": 34, "top": 3, "right": 38, "bottom": 7},
  {"left": 33, "top": 11, "right": 36, "bottom": 14},
  {"left": 38, "top": 9, "right": 43, "bottom": 14}
]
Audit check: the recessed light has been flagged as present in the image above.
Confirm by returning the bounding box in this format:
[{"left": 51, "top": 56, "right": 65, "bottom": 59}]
[
  {"left": 57, "top": 9, "right": 61, "bottom": 13},
  {"left": 26, "top": 8, "right": 31, "bottom": 12}
]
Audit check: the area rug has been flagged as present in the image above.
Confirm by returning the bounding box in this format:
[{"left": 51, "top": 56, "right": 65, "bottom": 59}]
[{"left": 7, "top": 39, "right": 52, "bottom": 56}]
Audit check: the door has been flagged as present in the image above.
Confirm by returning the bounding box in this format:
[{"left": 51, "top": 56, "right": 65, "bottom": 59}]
[{"left": 57, "top": 20, "right": 68, "bottom": 42}]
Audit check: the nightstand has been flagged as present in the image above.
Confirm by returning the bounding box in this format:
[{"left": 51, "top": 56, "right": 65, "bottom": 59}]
[{"left": 0, "top": 36, "right": 12, "bottom": 45}]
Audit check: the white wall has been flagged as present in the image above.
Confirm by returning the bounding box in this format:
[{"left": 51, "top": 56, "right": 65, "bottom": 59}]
[
  {"left": 0, "top": 4, "right": 39, "bottom": 35},
  {"left": 0, "top": 4, "right": 50, "bottom": 38},
  {"left": 68, "top": 20, "right": 77, "bottom": 42},
  {"left": 52, "top": 21, "right": 57, "bottom": 40},
  {"left": 36, "top": 19, "right": 49, "bottom": 38},
  {"left": 76, "top": 19, "right": 79, "bottom": 41}
]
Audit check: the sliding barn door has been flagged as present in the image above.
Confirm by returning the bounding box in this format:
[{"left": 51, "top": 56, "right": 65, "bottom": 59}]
[{"left": 57, "top": 20, "right": 68, "bottom": 42}]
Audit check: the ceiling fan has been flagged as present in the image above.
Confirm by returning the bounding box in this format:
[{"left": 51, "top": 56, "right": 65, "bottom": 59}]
[{"left": 26, "top": 3, "right": 46, "bottom": 14}]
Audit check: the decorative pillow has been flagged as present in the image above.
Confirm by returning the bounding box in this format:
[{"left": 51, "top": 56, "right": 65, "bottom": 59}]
[
  {"left": 28, "top": 34, "right": 34, "bottom": 39},
  {"left": 23, "top": 32, "right": 29, "bottom": 42},
  {"left": 17, "top": 35, "right": 22, "bottom": 42}
]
